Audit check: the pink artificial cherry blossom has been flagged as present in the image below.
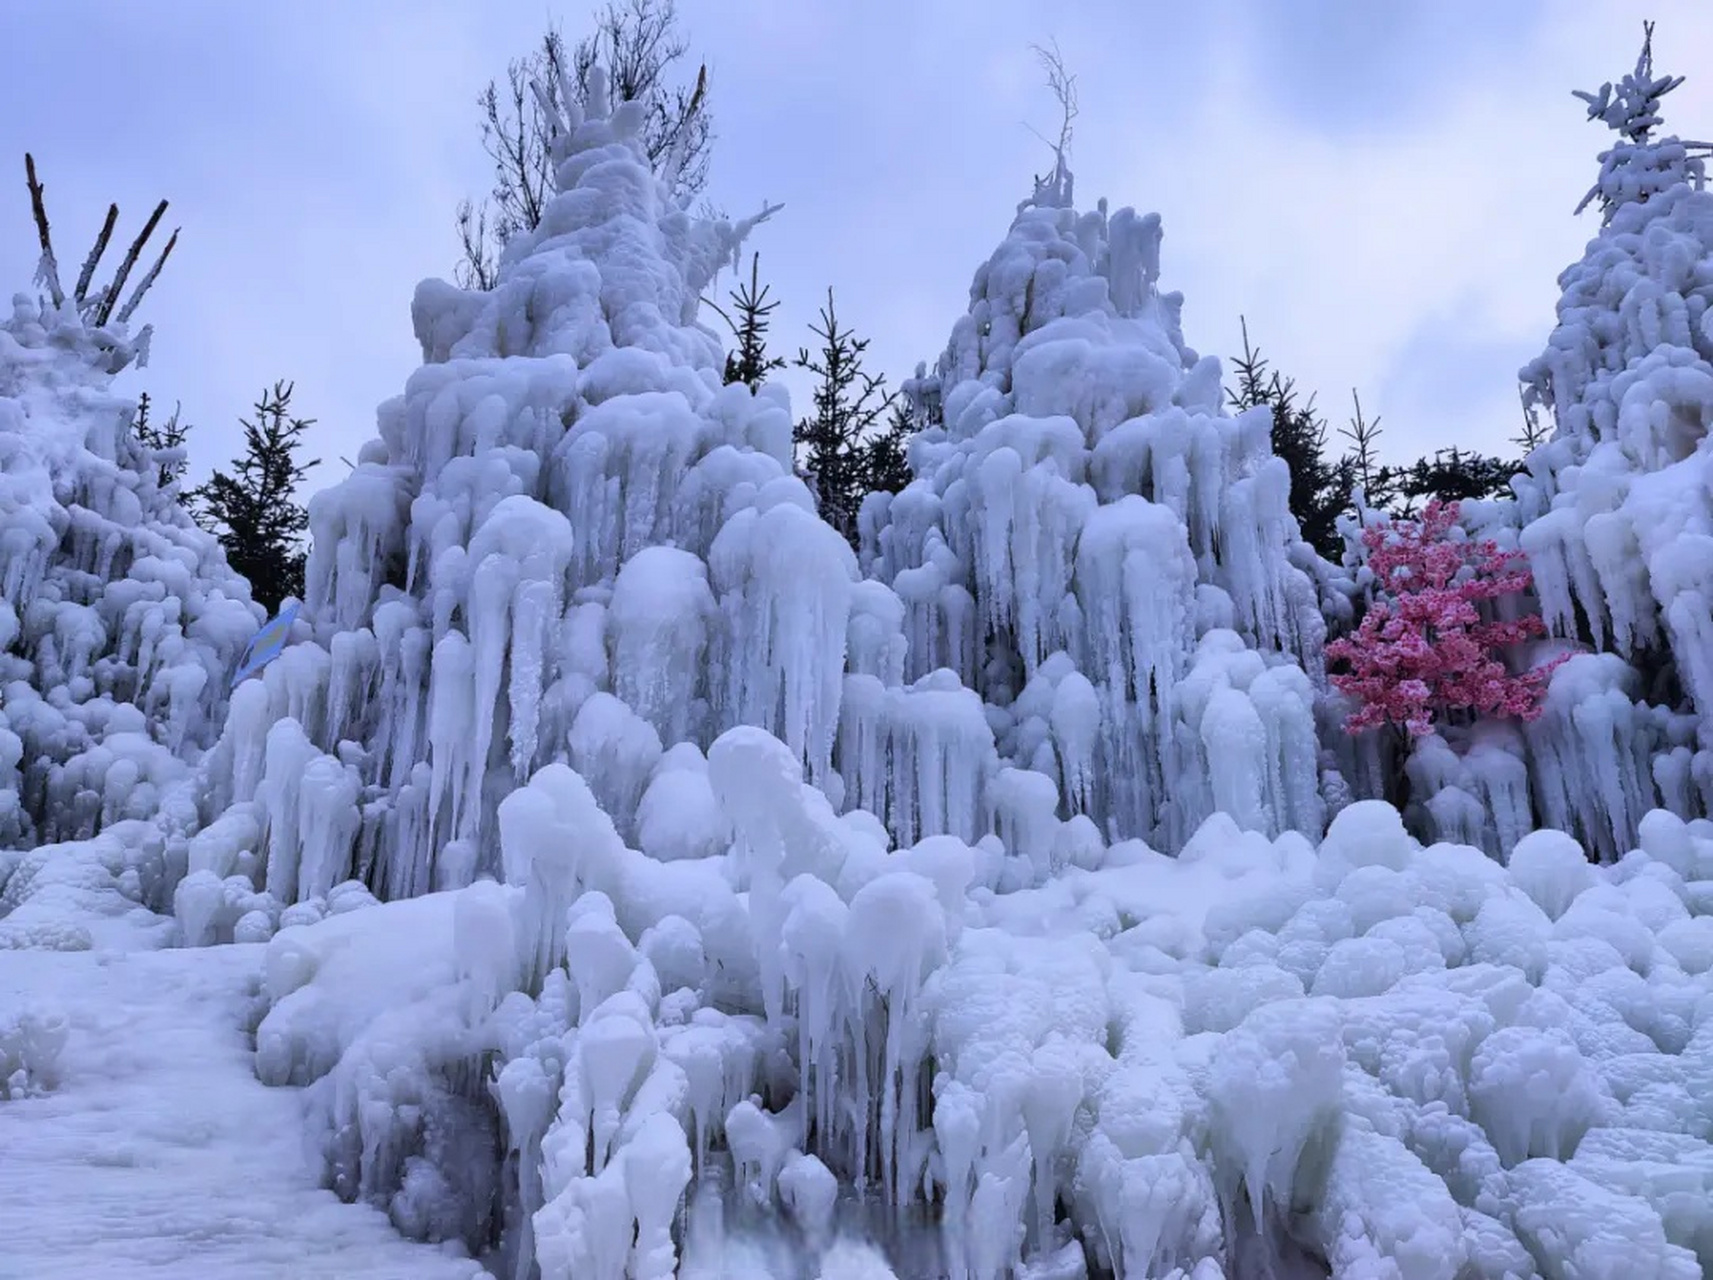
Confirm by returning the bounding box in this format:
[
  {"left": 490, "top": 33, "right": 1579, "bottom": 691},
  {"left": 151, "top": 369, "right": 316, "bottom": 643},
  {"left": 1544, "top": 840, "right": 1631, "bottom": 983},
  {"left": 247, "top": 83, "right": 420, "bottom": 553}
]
[{"left": 1327, "top": 500, "right": 1567, "bottom": 736}]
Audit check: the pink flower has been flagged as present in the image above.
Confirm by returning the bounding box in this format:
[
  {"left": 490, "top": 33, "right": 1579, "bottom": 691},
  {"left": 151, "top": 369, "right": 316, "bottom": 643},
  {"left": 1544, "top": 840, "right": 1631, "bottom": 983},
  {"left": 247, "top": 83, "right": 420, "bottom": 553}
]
[{"left": 1327, "top": 500, "right": 1566, "bottom": 737}]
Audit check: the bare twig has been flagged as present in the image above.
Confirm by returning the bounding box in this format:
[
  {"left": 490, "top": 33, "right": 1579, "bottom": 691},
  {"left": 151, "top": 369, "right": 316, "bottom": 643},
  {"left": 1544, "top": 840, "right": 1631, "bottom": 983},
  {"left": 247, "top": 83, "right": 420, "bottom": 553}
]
[
  {"left": 1028, "top": 41, "right": 1078, "bottom": 164},
  {"left": 73, "top": 203, "right": 119, "bottom": 306},
  {"left": 114, "top": 226, "right": 179, "bottom": 325},
  {"left": 94, "top": 198, "right": 168, "bottom": 327},
  {"left": 24, "top": 153, "right": 65, "bottom": 307}
]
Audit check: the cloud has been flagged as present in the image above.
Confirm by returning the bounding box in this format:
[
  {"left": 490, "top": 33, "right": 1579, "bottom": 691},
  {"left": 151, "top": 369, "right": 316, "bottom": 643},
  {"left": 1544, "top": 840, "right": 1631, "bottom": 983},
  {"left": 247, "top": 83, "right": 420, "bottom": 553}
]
[{"left": 3, "top": 0, "right": 1711, "bottom": 499}]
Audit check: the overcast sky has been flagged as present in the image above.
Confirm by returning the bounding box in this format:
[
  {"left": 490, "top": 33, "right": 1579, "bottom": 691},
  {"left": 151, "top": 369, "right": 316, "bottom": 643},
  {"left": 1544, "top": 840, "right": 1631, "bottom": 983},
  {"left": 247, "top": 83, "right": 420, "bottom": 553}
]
[{"left": 4, "top": 1, "right": 1710, "bottom": 494}]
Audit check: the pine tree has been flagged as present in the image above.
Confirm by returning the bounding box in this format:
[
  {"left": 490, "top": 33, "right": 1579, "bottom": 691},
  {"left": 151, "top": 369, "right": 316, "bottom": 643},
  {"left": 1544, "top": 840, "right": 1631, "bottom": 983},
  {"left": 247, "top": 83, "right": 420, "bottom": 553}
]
[
  {"left": 1226, "top": 319, "right": 1348, "bottom": 558},
  {"left": 131, "top": 391, "right": 190, "bottom": 490},
  {"left": 1339, "top": 388, "right": 1396, "bottom": 513},
  {"left": 192, "top": 381, "right": 319, "bottom": 613},
  {"left": 794, "top": 289, "right": 896, "bottom": 547},
  {"left": 706, "top": 253, "right": 786, "bottom": 391},
  {"left": 1387, "top": 447, "right": 1518, "bottom": 515},
  {"left": 863, "top": 400, "right": 915, "bottom": 497}
]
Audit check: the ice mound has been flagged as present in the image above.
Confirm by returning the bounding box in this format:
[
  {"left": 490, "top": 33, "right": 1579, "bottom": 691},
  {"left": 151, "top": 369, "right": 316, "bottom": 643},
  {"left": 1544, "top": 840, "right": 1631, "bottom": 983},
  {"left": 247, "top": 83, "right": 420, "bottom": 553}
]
[{"left": 250, "top": 727, "right": 1713, "bottom": 1276}]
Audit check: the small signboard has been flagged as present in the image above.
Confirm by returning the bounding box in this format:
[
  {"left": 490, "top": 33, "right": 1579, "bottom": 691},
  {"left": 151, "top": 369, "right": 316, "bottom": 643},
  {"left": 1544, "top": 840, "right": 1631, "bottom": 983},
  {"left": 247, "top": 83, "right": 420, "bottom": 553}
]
[{"left": 231, "top": 602, "right": 300, "bottom": 688}]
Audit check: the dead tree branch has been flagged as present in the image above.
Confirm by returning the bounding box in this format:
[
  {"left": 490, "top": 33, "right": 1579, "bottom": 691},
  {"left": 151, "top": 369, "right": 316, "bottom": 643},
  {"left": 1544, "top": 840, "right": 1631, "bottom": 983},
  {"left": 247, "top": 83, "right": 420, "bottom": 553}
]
[{"left": 24, "top": 153, "right": 65, "bottom": 307}]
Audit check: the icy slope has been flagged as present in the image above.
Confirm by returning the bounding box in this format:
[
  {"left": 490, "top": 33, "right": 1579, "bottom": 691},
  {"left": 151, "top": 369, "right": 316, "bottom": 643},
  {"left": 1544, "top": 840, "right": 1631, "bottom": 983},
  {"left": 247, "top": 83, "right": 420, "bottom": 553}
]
[{"left": 0, "top": 944, "right": 487, "bottom": 1280}]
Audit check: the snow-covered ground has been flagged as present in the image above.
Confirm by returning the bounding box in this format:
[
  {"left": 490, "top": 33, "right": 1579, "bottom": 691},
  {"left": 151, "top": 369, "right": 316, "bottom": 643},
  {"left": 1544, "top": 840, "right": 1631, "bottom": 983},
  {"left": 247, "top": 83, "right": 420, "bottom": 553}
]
[{"left": 0, "top": 943, "right": 488, "bottom": 1280}]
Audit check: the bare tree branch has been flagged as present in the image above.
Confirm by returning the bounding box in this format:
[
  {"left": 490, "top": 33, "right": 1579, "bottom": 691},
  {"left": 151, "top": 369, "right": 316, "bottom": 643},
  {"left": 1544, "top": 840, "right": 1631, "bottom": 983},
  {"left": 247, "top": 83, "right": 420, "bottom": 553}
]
[
  {"left": 94, "top": 198, "right": 168, "bottom": 327},
  {"left": 73, "top": 203, "right": 119, "bottom": 306},
  {"left": 24, "top": 153, "right": 64, "bottom": 307},
  {"left": 114, "top": 226, "right": 179, "bottom": 325}
]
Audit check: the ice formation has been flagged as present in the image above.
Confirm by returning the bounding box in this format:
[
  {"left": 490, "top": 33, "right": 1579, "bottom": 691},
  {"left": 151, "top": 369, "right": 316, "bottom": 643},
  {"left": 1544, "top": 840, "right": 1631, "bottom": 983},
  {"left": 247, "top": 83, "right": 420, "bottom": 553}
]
[
  {"left": 6, "top": 34, "right": 1713, "bottom": 1280},
  {"left": 0, "top": 182, "right": 260, "bottom": 941},
  {"left": 1502, "top": 36, "right": 1713, "bottom": 858},
  {"left": 861, "top": 182, "right": 1328, "bottom": 850},
  {"left": 171, "top": 60, "right": 1713, "bottom": 1280}
]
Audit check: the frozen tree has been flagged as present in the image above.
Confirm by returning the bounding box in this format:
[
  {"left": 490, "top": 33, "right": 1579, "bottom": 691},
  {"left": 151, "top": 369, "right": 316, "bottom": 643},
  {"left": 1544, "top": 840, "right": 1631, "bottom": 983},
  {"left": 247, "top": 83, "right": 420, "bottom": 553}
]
[
  {"left": 1571, "top": 20, "right": 1710, "bottom": 222},
  {"left": 1482, "top": 22, "right": 1713, "bottom": 857},
  {"left": 0, "top": 156, "right": 257, "bottom": 860},
  {"left": 455, "top": 2, "right": 712, "bottom": 289},
  {"left": 192, "top": 381, "right": 318, "bottom": 613},
  {"left": 862, "top": 170, "right": 1329, "bottom": 851}
]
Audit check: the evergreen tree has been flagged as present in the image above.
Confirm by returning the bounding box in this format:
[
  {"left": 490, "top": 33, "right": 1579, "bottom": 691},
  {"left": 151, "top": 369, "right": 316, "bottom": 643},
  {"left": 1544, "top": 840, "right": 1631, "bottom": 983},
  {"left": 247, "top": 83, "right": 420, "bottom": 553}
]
[
  {"left": 706, "top": 253, "right": 786, "bottom": 391},
  {"left": 1339, "top": 388, "right": 1396, "bottom": 513},
  {"left": 794, "top": 289, "right": 896, "bottom": 547},
  {"left": 192, "top": 381, "right": 319, "bottom": 613},
  {"left": 1226, "top": 319, "right": 1348, "bottom": 558},
  {"left": 131, "top": 391, "right": 190, "bottom": 490},
  {"left": 1386, "top": 447, "right": 1519, "bottom": 515},
  {"left": 456, "top": 1, "right": 713, "bottom": 290},
  {"left": 863, "top": 399, "right": 915, "bottom": 497}
]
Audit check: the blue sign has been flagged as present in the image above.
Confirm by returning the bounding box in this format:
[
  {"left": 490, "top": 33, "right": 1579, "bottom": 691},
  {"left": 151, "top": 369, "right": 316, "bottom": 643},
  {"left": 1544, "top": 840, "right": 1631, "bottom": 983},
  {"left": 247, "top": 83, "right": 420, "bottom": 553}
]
[{"left": 232, "top": 601, "right": 300, "bottom": 688}]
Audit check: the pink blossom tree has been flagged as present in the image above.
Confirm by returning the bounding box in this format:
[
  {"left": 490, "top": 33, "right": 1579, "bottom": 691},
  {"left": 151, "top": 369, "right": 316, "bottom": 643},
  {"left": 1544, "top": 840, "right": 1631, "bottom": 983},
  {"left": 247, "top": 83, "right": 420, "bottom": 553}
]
[{"left": 1327, "top": 500, "right": 1566, "bottom": 736}]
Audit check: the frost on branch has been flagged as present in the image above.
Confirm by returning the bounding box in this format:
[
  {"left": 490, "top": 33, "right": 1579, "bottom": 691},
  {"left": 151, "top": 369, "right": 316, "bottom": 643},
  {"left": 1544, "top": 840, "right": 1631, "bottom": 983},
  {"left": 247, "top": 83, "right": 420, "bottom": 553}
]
[{"left": 1328, "top": 500, "right": 1564, "bottom": 737}]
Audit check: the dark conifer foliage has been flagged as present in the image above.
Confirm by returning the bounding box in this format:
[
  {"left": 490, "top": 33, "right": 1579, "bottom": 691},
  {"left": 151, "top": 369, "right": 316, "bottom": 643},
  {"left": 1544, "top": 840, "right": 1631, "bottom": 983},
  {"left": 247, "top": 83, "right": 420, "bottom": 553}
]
[
  {"left": 192, "top": 382, "right": 318, "bottom": 613},
  {"left": 1227, "top": 319, "right": 1350, "bottom": 558},
  {"left": 131, "top": 391, "right": 190, "bottom": 491},
  {"left": 793, "top": 290, "right": 898, "bottom": 548},
  {"left": 708, "top": 253, "right": 787, "bottom": 392}
]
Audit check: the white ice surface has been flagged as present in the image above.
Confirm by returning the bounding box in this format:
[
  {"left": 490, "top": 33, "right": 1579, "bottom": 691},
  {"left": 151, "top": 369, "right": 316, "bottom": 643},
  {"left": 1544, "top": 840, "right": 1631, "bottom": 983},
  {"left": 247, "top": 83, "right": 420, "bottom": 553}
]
[{"left": 0, "top": 945, "right": 488, "bottom": 1280}]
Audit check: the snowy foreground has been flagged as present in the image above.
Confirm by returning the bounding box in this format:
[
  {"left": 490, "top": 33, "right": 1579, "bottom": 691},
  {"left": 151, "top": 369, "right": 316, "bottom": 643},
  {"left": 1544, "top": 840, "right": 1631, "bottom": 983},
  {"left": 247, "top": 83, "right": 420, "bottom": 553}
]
[
  {"left": 0, "top": 945, "right": 487, "bottom": 1280},
  {"left": 6, "top": 799, "right": 1713, "bottom": 1278}
]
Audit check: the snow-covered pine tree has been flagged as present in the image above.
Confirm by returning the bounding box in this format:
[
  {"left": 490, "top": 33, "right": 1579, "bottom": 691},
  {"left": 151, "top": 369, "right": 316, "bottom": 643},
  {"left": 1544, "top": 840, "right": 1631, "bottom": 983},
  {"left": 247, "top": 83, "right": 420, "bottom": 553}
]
[
  {"left": 1507, "top": 24, "right": 1713, "bottom": 858},
  {"left": 0, "top": 156, "right": 258, "bottom": 906}
]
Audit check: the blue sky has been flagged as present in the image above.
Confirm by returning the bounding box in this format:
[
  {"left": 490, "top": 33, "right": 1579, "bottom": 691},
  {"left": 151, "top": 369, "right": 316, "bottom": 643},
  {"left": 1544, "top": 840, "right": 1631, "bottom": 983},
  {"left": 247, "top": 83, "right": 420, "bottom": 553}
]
[{"left": 3, "top": 1, "right": 1709, "bottom": 490}]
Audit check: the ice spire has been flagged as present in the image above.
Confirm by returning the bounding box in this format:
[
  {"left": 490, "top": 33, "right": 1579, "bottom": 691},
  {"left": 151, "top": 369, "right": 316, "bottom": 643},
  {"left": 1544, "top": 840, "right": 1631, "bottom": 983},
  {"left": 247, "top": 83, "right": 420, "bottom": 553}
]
[
  {"left": 1572, "top": 21, "right": 1711, "bottom": 222},
  {"left": 858, "top": 176, "right": 1327, "bottom": 851},
  {"left": 0, "top": 158, "right": 256, "bottom": 855},
  {"left": 1509, "top": 25, "right": 1713, "bottom": 856},
  {"left": 198, "top": 59, "right": 819, "bottom": 916}
]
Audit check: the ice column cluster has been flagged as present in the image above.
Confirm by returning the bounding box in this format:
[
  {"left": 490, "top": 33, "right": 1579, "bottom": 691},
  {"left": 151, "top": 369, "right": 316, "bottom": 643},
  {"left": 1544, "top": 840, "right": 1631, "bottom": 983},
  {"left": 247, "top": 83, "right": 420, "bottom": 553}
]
[
  {"left": 186, "top": 70, "right": 875, "bottom": 924},
  {"left": 861, "top": 197, "right": 1328, "bottom": 849},
  {"left": 0, "top": 284, "right": 257, "bottom": 896},
  {"left": 1509, "top": 42, "right": 1713, "bottom": 856}
]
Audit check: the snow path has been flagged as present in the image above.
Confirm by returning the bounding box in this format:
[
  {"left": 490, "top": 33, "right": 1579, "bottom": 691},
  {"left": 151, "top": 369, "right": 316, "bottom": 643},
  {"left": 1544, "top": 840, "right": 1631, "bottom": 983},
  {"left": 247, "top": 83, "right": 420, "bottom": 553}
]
[{"left": 0, "top": 945, "right": 489, "bottom": 1280}]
